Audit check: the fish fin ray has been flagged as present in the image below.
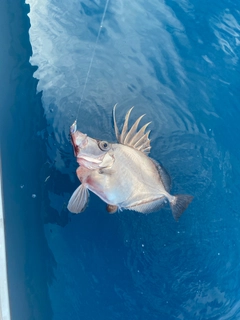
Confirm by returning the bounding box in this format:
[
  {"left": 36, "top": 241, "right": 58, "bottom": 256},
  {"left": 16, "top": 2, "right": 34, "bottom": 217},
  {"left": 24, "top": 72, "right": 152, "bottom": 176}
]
[
  {"left": 120, "top": 107, "right": 134, "bottom": 143},
  {"left": 114, "top": 106, "right": 152, "bottom": 153},
  {"left": 127, "top": 196, "right": 166, "bottom": 214},
  {"left": 67, "top": 184, "right": 89, "bottom": 214},
  {"left": 123, "top": 114, "right": 145, "bottom": 144},
  {"left": 170, "top": 194, "right": 193, "bottom": 221},
  {"left": 131, "top": 122, "right": 151, "bottom": 146},
  {"left": 134, "top": 130, "right": 151, "bottom": 150},
  {"left": 141, "top": 146, "right": 151, "bottom": 155},
  {"left": 113, "top": 104, "right": 120, "bottom": 142}
]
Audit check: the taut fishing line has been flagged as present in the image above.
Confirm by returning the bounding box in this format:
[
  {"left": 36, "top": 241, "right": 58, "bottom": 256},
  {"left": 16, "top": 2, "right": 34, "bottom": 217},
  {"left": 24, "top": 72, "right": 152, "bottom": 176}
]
[{"left": 75, "top": 0, "right": 110, "bottom": 121}]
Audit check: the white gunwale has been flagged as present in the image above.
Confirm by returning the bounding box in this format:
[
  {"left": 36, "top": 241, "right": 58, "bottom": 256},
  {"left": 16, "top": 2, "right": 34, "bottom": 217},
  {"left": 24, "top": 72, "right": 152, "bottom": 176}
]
[{"left": 0, "top": 158, "right": 11, "bottom": 320}]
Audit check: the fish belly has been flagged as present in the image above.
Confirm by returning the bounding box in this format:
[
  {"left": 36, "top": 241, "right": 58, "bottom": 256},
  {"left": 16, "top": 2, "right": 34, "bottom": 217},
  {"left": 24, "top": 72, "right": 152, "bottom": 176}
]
[
  {"left": 81, "top": 145, "right": 167, "bottom": 210},
  {"left": 107, "top": 145, "right": 167, "bottom": 208}
]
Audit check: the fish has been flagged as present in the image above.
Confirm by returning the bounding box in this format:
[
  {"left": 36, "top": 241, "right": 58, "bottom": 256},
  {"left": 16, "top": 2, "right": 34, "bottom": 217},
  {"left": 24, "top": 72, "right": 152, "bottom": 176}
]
[{"left": 67, "top": 105, "right": 193, "bottom": 220}]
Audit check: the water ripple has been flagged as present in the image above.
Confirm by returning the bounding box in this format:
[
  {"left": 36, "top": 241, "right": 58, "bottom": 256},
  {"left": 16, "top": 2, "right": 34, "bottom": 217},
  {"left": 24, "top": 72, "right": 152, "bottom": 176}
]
[{"left": 26, "top": 0, "right": 240, "bottom": 318}]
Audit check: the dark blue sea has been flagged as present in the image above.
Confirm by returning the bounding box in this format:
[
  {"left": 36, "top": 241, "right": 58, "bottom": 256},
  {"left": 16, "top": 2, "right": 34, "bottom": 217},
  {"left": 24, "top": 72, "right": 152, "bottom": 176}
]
[{"left": 1, "top": 0, "right": 240, "bottom": 319}]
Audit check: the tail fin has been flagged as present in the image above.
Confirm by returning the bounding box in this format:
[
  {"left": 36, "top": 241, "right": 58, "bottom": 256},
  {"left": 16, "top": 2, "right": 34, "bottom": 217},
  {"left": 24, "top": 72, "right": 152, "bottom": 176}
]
[{"left": 170, "top": 194, "right": 193, "bottom": 221}]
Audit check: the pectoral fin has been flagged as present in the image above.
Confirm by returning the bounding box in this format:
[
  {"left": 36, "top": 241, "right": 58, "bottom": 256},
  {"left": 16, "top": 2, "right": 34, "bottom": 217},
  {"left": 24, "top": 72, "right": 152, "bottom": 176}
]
[
  {"left": 106, "top": 204, "right": 118, "bottom": 214},
  {"left": 67, "top": 184, "right": 89, "bottom": 214}
]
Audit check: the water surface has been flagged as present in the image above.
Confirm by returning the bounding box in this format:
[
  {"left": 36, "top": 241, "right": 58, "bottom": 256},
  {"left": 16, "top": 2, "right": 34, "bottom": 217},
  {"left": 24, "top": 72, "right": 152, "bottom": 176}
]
[{"left": 1, "top": 0, "right": 240, "bottom": 319}]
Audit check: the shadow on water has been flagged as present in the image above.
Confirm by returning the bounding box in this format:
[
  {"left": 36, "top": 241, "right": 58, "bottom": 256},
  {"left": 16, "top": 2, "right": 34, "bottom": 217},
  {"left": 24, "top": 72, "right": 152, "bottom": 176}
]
[{"left": 0, "top": 0, "right": 58, "bottom": 319}]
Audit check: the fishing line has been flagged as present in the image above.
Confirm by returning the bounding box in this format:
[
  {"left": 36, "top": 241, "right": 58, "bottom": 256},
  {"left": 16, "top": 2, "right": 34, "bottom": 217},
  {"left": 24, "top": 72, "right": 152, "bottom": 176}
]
[{"left": 75, "top": 0, "right": 110, "bottom": 120}]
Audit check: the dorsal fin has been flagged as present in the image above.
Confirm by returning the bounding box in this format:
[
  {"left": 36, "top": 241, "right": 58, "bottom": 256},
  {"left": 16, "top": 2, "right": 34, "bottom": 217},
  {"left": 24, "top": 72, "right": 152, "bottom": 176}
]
[{"left": 113, "top": 105, "right": 152, "bottom": 155}]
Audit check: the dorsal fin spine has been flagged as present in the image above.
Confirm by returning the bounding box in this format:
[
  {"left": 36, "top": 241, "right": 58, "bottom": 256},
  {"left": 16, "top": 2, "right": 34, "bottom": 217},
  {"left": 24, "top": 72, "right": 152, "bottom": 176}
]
[
  {"left": 113, "top": 105, "right": 152, "bottom": 155},
  {"left": 123, "top": 114, "right": 145, "bottom": 145},
  {"left": 132, "top": 123, "right": 151, "bottom": 147},
  {"left": 142, "top": 146, "right": 151, "bottom": 154},
  {"left": 113, "top": 104, "right": 120, "bottom": 142},
  {"left": 120, "top": 107, "right": 134, "bottom": 143},
  {"left": 135, "top": 131, "right": 151, "bottom": 150}
]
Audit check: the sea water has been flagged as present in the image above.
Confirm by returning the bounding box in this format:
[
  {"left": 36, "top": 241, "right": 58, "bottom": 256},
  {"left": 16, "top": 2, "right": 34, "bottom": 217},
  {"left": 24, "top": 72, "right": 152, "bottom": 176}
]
[{"left": 1, "top": 0, "right": 240, "bottom": 319}]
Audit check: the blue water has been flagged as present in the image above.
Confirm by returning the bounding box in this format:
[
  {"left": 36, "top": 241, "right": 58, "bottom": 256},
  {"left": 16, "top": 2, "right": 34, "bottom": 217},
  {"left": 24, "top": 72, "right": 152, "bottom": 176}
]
[{"left": 1, "top": 0, "right": 240, "bottom": 319}]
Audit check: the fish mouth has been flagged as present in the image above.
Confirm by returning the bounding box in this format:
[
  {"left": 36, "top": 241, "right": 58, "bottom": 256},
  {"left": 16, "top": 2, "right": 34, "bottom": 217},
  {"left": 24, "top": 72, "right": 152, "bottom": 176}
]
[
  {"left": 70, "top": 120, "right": 110, "bottom": 168},
  {"left": 76, "top": 154, "right": 106, "bottom": 170},
  {"left": 71, "top": 132, "right": 103, "bottom": 165},
  {"left": 77, "top": 156, "right": 103, "bottom": 164},
  {"left": 77, "top": 150, "right": 108, "bottom": 164}
]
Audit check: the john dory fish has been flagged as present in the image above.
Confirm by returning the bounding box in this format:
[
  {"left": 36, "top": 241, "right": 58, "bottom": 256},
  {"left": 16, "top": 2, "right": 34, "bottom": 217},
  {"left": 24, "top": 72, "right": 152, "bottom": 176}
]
[{"left": 68, "top": 105, "right": 193, "bottom": 220}]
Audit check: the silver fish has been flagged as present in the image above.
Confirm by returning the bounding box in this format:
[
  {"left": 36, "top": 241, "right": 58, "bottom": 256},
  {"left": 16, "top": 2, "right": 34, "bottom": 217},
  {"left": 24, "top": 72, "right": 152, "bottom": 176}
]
[{"left": 68, "top": 105, "right": 193, "bottom": 220}]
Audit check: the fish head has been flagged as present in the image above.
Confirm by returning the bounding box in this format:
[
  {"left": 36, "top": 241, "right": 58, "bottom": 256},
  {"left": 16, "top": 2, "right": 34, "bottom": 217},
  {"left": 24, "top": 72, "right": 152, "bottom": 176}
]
[{"left": 70, "top": 121, "right": 114, "bottom": 169}]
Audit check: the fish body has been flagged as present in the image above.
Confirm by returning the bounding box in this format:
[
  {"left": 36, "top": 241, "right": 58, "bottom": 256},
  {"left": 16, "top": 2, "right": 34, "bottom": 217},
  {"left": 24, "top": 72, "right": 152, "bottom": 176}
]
[{"left": 68, "top": 105, "right": 193, "bottom": 219}]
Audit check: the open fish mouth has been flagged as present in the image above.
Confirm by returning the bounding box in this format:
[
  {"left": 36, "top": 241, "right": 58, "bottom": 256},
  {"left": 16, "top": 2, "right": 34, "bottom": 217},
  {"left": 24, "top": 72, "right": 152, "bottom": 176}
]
[
  {"left": 75, "top": 152, "right": 108, "bottom": 170},
  {"left": 77, "top": 155, "right": 103, "bottom": 164},
  {"left": 70, "top": 120, "right": 109, "bottom": 166}
]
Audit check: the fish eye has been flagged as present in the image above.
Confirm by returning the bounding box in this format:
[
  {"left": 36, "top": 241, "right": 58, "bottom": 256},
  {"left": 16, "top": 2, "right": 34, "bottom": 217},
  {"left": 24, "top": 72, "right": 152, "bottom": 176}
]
[{"left": 98, "top": 140, "right": 110, "bottom": 151}]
